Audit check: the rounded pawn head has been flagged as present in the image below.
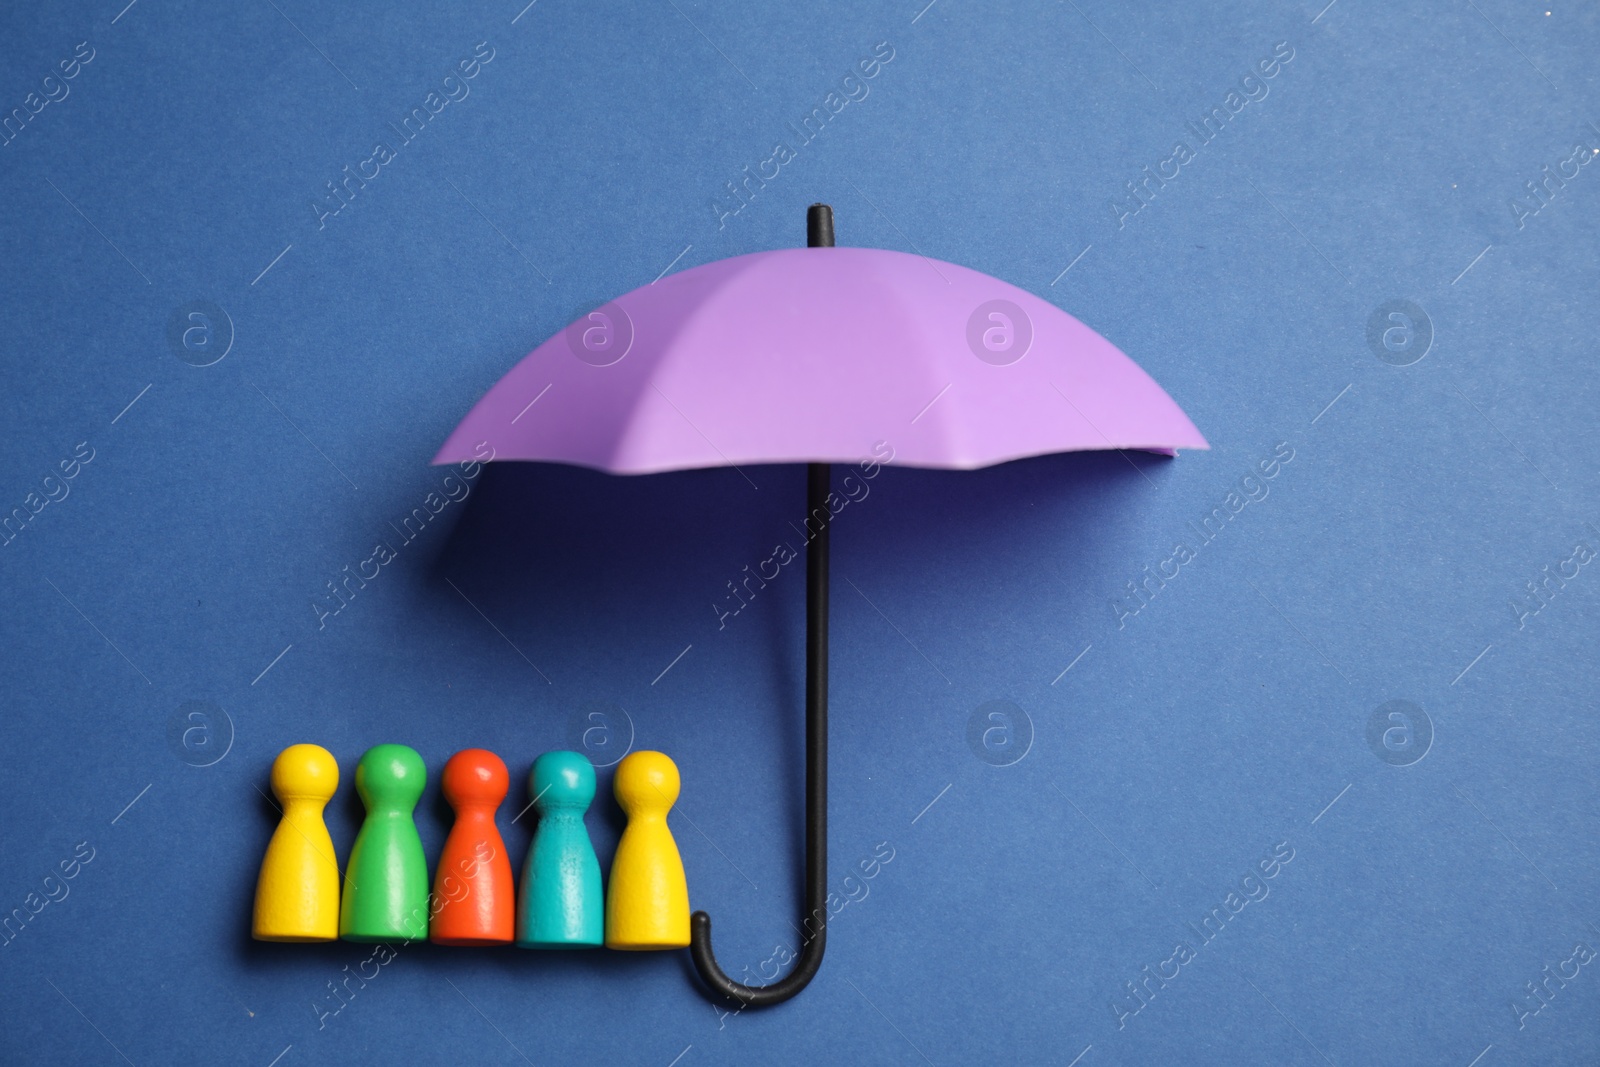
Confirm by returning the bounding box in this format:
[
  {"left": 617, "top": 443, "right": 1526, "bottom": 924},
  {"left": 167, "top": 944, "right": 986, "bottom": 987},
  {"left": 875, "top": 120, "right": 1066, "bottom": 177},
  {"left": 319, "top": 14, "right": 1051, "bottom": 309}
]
[
  {"left": 612, "top": 750, "right": 679, "bottom": 817},
  {"left": 441, "top": 748, "right": 509, "bottom": 809},
  {"left": 355, "top": 744, "right": 426, "bottom": 812},
  {"left": 270, "top": 743, "right": 339, "bottom": 802},
  {"left": 531, "top": 751, "right": 595, "bottom": 812}
]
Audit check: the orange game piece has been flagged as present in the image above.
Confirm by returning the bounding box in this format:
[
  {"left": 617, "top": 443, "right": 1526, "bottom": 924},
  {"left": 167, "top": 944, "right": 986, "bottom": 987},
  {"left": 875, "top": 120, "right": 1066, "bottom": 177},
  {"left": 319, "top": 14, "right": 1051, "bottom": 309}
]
[{"left": 429, "top": 748, "right": 515, "bottom": 945}]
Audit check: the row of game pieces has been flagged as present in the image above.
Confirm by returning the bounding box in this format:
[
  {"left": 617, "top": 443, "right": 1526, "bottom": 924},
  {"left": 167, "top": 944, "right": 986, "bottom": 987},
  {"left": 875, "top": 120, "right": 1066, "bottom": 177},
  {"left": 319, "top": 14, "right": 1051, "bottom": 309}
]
[{"left": 252, "top": 744, "right": 689, "bottom": 950}]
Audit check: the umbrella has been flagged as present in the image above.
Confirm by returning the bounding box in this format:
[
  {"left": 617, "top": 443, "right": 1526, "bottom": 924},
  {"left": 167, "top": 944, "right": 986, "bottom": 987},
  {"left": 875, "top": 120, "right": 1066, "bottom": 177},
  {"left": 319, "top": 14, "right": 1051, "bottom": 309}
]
[{"left": 433, "top": 205, "right": 1207, "bottom": 1006}]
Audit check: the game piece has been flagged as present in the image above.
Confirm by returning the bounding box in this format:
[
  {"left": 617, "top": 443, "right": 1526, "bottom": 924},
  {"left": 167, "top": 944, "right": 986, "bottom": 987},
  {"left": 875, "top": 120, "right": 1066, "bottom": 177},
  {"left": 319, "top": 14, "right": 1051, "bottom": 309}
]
[
  {"left": 430, "top": 748, "right": 515, "bottom": 945},
  {"left": 605, "top": 750, "right": 690, "bottom": 950},
  {"left": 252, "top": 743, "right": 341, "bottom": 942},
  {"left": 340, "top": 744, "right": 430, "bottom": 943},
  {"left": 515, "top": 751, "right": 603, "bottom": 948}
]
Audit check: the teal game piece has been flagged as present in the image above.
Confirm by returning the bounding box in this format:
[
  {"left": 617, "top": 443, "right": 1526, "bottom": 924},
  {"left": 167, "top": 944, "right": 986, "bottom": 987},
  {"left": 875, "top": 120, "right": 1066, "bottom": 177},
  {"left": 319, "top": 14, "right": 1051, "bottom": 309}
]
[
  {"left": 515, "top": 751, "right": 603, "bottom": 948},
  {"left": 340, "top": 744, "right": 430, "bottom": 943}
]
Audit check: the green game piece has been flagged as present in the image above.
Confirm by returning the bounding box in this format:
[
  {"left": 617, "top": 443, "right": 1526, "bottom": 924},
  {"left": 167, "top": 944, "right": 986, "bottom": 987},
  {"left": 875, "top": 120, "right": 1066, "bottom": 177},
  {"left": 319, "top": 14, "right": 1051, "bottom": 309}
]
[{"left": 340, "top": 744, "right": 430, "bottom": 943}]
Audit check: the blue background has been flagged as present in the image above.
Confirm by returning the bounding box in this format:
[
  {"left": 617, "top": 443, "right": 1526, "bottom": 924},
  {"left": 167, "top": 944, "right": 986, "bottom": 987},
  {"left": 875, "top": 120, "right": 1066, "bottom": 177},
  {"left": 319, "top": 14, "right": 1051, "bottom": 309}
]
[{"left": 2, "top": 0, "right": 1597, "bottom": 1063}]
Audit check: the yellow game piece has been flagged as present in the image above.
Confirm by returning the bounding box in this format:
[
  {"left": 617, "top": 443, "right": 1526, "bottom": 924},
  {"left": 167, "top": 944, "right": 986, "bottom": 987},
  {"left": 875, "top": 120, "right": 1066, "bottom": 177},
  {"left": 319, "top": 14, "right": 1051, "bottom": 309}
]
[
  {"left": 605, "top": 751, "right": 690, "bottom": 950},
  {"left": 252, "top": 744, "right": 342, "bottom": 942}
]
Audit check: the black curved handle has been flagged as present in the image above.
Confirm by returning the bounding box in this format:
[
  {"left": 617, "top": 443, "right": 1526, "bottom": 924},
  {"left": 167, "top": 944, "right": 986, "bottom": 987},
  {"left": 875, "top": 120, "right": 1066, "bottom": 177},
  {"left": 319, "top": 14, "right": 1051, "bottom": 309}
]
[
  {"left": 689, "top": 206, "right": 837, "bottom": 1008},
  {"left": 689, "top": 461, "right": 830, "bottom": 1007}
]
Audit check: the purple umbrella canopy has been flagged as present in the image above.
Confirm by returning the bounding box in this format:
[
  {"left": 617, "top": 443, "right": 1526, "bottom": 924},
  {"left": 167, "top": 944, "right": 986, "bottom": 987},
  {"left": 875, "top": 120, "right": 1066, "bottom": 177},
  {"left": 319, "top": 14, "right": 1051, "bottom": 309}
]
[
  {"left": 434, "top": 206, "right": 1205, "bottom": 1009},
  {"left": 433, "top": 246, "right": 1206, "bottom": 472}
]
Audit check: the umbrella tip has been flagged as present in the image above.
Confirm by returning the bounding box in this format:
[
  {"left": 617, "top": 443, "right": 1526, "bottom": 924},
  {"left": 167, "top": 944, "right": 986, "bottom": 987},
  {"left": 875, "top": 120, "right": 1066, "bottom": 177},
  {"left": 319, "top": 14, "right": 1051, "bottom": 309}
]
[{"left": 807, "top": 204, "right": 834, "bottom": 248}]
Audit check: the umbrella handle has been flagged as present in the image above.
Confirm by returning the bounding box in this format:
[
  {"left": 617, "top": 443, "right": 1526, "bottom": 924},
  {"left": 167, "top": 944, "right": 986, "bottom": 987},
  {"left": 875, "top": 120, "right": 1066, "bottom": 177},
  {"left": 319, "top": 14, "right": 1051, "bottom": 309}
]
[
  {"left": 689, "top": 461, "right": 830, "bottom": 1008},
  {"left": 689, "top": 207, "right": 836, "bottom": 1008}
]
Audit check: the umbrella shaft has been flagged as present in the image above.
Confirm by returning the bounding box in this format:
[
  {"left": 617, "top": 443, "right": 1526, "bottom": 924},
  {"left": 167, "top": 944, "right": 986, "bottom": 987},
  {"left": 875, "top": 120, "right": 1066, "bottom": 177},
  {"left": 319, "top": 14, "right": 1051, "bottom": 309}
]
[
  {"left": 804, "top": 207, "right": 833, "bottom": 956},
  {"left": 805, "top": 462, "right": 830, "bottom": 950}
]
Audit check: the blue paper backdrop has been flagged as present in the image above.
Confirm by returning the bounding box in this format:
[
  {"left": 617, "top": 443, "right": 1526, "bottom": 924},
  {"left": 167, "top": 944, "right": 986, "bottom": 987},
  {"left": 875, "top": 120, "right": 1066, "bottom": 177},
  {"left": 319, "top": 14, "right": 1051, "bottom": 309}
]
[{"left": 2, "top": 0, "right": 1597, "bottom": 1063}]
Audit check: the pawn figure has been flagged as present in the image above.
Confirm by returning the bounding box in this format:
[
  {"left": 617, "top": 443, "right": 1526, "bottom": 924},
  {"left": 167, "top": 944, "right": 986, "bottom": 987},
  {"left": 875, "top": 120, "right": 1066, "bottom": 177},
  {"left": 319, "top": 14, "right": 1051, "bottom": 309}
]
[
  {"left": 341, "top": 744, "right": 430, "bottom": 943},
  {"left": 516, "top": 751, "right": 603, "bottom": 948},
  {"left": 430, "top": 749, "right": 515, "bottom": 945},
  {"left": 605, "top": 751, "right": 690, "bottom": 950},
  {"left": 253, "top": 744, "right": 341, "bottom": 942}
]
